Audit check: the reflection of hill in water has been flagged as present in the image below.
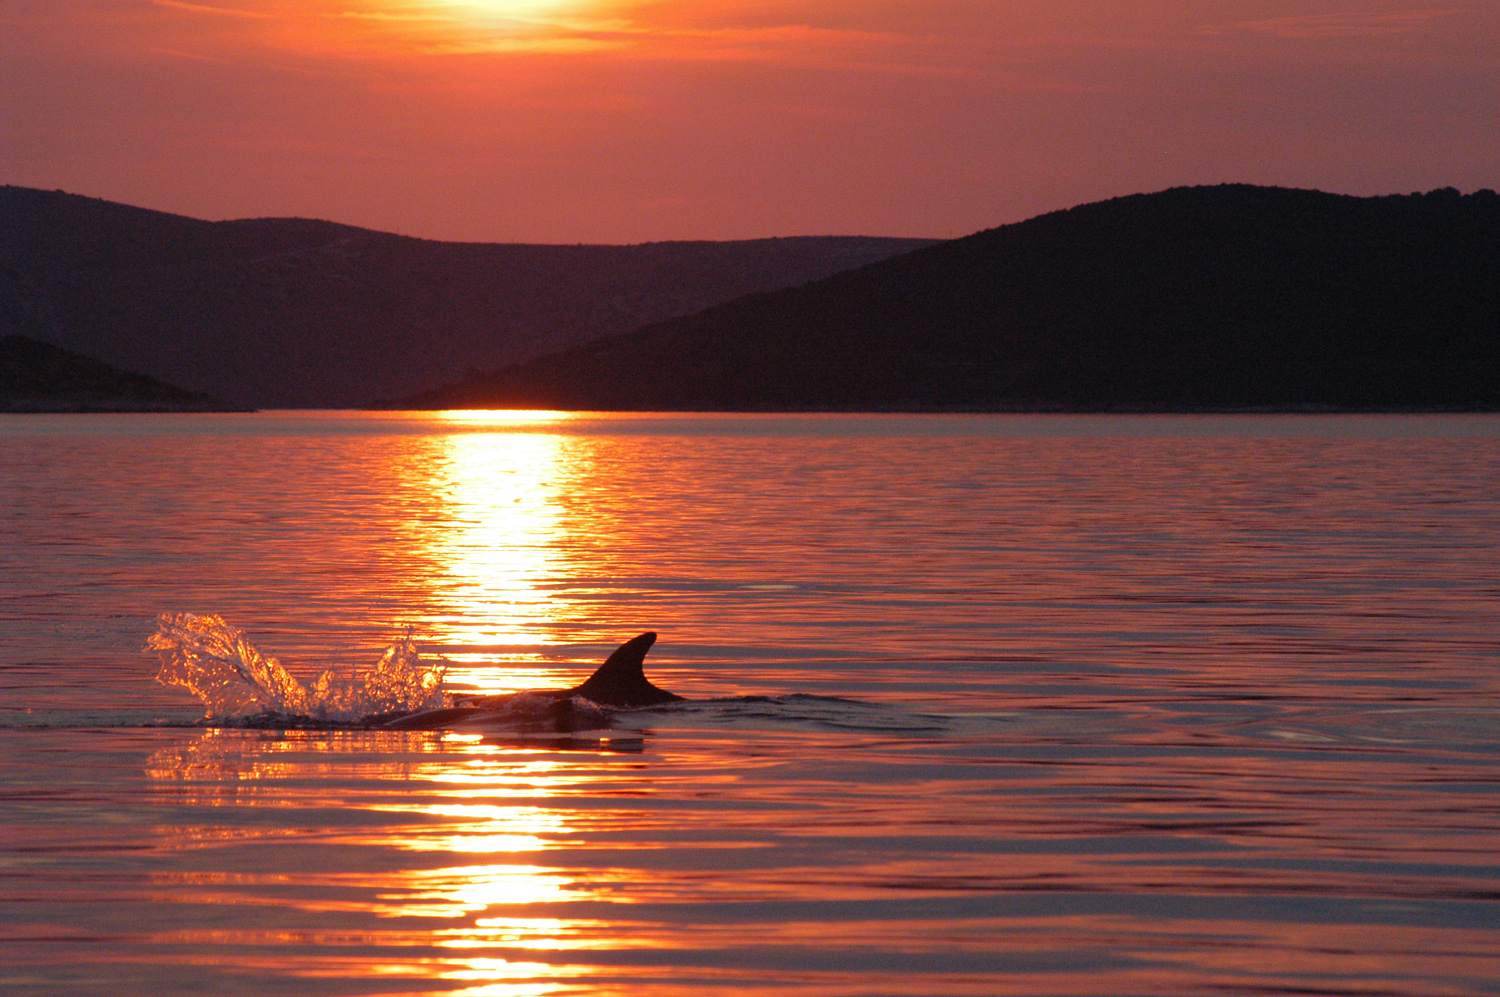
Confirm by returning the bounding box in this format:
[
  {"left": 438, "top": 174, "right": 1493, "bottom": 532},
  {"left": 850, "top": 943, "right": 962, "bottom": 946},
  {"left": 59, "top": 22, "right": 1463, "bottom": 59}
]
[
  {"left": 0, "top": 186, "right": 934, "bottom": 408},
  {"left": 407, "top": 184, "right": 1500, "bottom": 412}
]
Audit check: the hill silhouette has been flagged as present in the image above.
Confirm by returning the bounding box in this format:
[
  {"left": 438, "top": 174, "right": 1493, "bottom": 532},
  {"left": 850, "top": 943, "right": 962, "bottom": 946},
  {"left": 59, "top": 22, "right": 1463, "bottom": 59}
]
[
  {"left": 0, "top": 187, "right": 933, "bottom": 408},
  {"left": 1, "top": 334, "right": 239, "bottom": 412},
  {"left": 398, "top": 185, "right": 1500, "bottom": 412}
]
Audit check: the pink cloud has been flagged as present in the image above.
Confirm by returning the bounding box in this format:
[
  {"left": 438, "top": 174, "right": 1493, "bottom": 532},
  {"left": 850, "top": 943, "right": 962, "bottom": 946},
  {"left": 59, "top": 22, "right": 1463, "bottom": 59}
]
[
  {"left": 1199, "top": 9, "right": 1466, "bottom": 39},
  {"left": 150, "top": 1, "right": 276, "bottom": 18}
]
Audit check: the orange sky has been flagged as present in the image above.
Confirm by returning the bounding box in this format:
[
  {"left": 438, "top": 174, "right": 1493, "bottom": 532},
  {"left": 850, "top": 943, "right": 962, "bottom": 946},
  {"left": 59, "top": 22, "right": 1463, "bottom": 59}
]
[{"left": 3, "top": 1, "right": 1497, "bottom": 242}]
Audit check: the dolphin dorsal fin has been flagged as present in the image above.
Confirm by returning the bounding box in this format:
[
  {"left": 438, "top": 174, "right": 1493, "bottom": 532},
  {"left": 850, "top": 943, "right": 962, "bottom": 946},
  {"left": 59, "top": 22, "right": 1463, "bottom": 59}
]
[{"left": 571, "top": 632, "right": 682, "bottom": 707}]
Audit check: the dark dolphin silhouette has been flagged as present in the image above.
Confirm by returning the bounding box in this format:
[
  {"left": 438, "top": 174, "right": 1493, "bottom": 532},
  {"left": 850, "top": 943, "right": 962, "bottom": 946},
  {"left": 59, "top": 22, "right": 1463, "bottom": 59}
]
[{"left": 382, "top": 632, "right": 680, "bottom": 730}]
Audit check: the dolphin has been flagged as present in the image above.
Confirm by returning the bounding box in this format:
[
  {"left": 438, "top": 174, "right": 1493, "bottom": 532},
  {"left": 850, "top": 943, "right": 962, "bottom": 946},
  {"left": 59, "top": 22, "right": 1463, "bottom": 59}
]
[{"left": 381, "top": 631, "right": 681, "bottom": 730}]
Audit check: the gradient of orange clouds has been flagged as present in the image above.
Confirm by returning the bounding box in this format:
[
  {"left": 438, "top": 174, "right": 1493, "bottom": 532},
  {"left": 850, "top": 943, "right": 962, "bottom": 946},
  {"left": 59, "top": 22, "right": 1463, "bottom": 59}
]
[{"left": 2, "top": 1, "right": 1496, "bottom": 241}]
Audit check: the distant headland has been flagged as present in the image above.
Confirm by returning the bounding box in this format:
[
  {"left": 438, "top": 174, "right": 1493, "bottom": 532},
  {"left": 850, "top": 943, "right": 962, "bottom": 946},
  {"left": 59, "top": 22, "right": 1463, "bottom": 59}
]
[
  {"left": 1, "top": 334, "right": 241, "bottom": 413},
  {"left": 392, "top": 185, "right": 1500, "bottom": 413}
]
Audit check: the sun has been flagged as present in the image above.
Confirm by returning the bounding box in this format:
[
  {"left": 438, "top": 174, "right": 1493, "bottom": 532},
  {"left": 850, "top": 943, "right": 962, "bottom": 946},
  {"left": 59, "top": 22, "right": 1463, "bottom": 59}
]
[
  {"left": 328, "top": 0, "right": 624, "bottom": 55},
  {"left": 412, "top": 0, "right": 628, "bottom": 51},
  {"left": 435, "top": 0, "right": 587, "bottom": 19}
]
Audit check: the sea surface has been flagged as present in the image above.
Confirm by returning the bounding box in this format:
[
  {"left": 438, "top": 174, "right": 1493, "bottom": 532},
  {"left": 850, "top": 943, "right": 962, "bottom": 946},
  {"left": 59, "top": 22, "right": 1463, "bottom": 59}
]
[{"left": 2, "top": 411, "right": 1499, "bottom": 996}]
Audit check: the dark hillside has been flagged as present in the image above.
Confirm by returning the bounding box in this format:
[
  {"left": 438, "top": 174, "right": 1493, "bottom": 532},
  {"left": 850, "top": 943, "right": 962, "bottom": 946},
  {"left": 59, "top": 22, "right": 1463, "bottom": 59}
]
[
  {"left": 400, "top": 185, "right": 1500, "bottom": 411},
  {"left": 0, "top": 334, "right": 240, "bottom": 412},
  {"left": 0, "top": 187, "right": 934, "bottom": 408}
]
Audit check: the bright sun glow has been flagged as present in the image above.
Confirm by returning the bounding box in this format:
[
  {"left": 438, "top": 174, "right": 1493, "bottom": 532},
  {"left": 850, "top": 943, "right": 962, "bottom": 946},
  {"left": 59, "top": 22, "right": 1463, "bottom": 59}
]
[
  {"left": 320, "top": 0, "right": 630, "bottom": 57},
  {"left": 437, "top": 410, "right": 573, "bottom": 426},
  {"left": 439, "top": 0, "right": 580, "bottom": 16}
]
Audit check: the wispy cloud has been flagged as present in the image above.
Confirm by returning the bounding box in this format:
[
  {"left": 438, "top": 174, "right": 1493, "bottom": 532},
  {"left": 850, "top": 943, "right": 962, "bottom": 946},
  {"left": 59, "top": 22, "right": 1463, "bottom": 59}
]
[
  {"left": 615, "top": 23, "right": 911, "bottom": 63},
  {"left": 324, "top": 3, "right": 912, "bottom": 62},
  {"left": 150, "top": 0, "right": 276, "bottom": 18},
  {"left": 145, "top": 46, "right": 243, "bottom": 63},
  {"left": 406, "top": 34, "right": 627, "bottom": 55},
  {"left": 1198, "top": 9, "right": 1466, "bottom": 39}
]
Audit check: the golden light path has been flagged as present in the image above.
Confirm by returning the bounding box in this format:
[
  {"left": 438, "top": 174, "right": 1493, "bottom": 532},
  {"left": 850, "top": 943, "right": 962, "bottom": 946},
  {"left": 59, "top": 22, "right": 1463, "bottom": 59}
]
[
  {"left": 402, "top": 415, "right": 614, "bottom": 976},
  {"left": 147, "top": 728, "right": 644, "bottom": 992},
  {"left": 423, "top": 410, "right": 580, "bottom": 696}
]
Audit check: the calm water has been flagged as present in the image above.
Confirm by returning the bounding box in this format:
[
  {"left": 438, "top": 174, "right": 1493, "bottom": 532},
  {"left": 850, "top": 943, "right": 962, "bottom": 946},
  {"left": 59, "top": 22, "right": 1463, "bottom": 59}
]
[{"left": 2, "top": 411, "right": 1499, "bottom": 996}]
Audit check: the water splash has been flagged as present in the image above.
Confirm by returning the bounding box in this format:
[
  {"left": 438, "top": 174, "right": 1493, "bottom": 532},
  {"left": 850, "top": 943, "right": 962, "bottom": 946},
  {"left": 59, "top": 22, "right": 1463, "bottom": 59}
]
[{"left": 147, "top": 612, "right": 447, "bottom": 722}]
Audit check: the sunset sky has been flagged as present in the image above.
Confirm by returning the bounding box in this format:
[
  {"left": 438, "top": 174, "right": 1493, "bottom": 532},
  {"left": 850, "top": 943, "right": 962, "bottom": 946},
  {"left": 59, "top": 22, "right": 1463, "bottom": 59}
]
[{"left": 3, "top": 1, "right": 1497, "bottom": 243}]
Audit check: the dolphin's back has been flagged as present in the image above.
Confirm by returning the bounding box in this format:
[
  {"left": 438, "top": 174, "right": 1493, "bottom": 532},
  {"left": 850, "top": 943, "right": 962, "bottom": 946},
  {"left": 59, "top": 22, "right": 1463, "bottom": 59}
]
[
  {"left": 380, "top": 631, "right": 682, "bottom": 729},
  {"left": 571, "top": 632, "right": 682, "bottom": 707}
]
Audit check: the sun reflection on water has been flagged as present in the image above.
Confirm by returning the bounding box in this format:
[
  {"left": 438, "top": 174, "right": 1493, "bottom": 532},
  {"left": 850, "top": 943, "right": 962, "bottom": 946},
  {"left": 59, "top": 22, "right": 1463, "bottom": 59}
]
[
  {"left": 421, "top": 411, "right": 582, "bottom": 694},
  {"left": 379, "top": 864, "right": 577, "bottom": 916},
  {"left": 145, "top": 725, "right": 644, "bottom": 982},
  {"left": 442, "top": 967, "right": 577, "bottom": 997}
]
